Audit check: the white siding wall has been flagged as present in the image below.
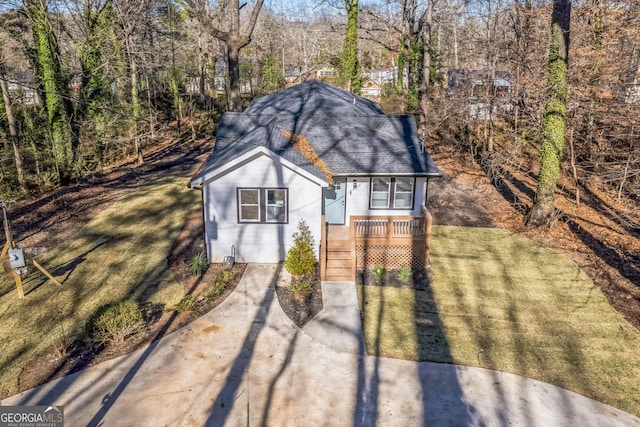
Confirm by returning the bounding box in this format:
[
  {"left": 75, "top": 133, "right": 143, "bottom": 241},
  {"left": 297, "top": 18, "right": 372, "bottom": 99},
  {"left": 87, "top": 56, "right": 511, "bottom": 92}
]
[
  {"left": 344, "top": 176, "right": 427, "bottom": 219},
  {"left": 202, "top": 154, "right": 323, "bottom": 263}
]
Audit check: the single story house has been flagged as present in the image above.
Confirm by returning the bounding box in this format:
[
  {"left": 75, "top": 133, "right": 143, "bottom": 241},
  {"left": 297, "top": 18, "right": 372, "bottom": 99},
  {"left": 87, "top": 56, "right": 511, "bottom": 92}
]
[{"left": 189, "top": 80, "right": 440, "bottom": 280}]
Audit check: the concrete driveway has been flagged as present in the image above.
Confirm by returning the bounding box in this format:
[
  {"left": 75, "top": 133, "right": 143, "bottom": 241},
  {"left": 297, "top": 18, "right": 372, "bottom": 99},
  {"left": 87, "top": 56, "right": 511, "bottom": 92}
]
[{"left": 4, "top": 264, "right": 640, "bottom": 426}]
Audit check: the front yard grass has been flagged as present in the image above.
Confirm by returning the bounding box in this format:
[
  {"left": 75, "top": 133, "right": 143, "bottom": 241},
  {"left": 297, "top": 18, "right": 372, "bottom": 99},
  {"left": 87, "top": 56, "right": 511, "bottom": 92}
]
[
  {"left": 0, "top": 176, "right": 199, "bottom": 399},
  {"left": 358, "top": 225, "right": 640, "bottom": 416}
]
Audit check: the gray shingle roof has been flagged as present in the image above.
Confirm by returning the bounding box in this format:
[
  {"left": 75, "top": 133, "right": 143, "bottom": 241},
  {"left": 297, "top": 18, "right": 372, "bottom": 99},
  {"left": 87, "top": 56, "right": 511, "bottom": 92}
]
[
  {"left": 245, "top": 79, "right": 386, "bottom": 116},
  {"left": 190, "top": 80, "right": 440, "bottom": 187}
]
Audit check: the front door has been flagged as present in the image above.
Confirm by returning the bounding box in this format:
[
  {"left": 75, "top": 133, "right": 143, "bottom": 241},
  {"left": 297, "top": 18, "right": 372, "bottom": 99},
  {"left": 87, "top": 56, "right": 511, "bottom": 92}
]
[{"left": 323, "top": 177, "right": 346, "bottom": 224}]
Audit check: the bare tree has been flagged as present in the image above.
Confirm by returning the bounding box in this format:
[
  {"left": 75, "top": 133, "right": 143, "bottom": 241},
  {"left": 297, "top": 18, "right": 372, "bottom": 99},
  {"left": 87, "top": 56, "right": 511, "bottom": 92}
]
[
  {"left": 0, "top": 48, "right": 26, "bottom": 192},
  {"left": 184, "top": 0, "right": 265, "bottom": 112}
]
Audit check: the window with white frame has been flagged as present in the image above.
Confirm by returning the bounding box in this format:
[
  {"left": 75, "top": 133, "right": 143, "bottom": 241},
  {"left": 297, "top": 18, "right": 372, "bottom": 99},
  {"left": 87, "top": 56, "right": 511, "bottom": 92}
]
[
  {"left": 370, "top": 177, "right": 391, "bottom": 208},
  {"left": 266, "top": 189, "right": 287, "bottom": 222},
  {"left": 238, "top": 188, "right": 288, "bottom": 223},
  {"left": 369, "top": 177, "right": 415, "bottom": 209},
  {"left": 393, "top": 178, "right": 414, "bottom": 208},
  {"left": 239, "top": 189, "right": 260, "bottom": 222}
]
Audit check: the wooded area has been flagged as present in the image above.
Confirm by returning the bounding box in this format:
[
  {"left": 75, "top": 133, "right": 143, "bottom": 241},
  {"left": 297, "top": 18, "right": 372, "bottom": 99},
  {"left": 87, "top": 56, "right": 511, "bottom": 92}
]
[{"left": 0, "top": 0, "right": 639, "bottom": 224}]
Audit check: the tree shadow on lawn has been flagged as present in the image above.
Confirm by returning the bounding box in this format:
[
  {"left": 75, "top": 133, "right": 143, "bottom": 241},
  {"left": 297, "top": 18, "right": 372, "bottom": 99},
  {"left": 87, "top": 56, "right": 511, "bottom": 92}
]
[
  {"left": 428, "top": 226, "right": 640, "bottom": 416},
  {"left": 357, "top": 253, "right": 480, "bottom": 425}
]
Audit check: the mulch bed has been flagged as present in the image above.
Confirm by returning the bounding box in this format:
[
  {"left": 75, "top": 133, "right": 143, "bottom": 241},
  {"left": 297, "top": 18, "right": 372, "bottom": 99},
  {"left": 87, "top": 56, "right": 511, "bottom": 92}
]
[{"left": 275, "top": 273, "right": 323, "bottom": 328}]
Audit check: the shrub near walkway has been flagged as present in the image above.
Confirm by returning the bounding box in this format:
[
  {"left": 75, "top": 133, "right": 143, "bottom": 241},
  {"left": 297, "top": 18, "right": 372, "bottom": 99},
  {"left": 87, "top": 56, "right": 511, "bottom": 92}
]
[
  {"left": 358, "top": 225, "right": 640, "bottom": 416},
  {"left": 0, "top": 177, "right": 199, "bottom": 399}
]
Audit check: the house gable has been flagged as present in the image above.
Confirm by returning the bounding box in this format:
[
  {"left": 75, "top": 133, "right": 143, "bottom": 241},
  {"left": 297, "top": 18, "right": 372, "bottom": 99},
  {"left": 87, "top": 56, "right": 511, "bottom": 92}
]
[{"left": 190, "top": 146, "right": 329, "bottom": 188}]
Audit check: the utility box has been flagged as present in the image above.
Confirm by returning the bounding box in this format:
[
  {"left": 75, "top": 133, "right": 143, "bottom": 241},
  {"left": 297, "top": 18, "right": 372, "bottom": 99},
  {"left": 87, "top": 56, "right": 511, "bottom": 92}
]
[
  {"left": 8, "top": 248, "right": 26, "bottom": 269},
  {"left": 3, "top": 248, "right": 29, "bottom": 277}
]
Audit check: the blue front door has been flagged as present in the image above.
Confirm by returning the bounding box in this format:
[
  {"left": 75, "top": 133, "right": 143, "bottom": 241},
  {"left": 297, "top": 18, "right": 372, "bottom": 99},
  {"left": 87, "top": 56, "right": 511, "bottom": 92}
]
[{"left": 323, "top": 177, "right": 346, "bottom": 224}]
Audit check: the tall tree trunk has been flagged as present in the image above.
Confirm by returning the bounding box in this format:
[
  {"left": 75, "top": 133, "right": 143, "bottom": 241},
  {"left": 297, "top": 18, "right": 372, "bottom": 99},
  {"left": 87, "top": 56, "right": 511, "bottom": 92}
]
[
  {"left": 340, "top": 0, "right": 361, "bottom": 94},
  {"left": 185, "top": 0, "right": 264, "bottom": 112},
  {"left": 418, "top": 0, "right": 433, "bottom": 137},
  {"left": 526, "top": 0, "right": 572, "bottom": 228},
  {"left": 127, "top": 38, "right": 143, "bottom": 164},
  {"left": 0, "top": 61, "right": 26, "bottom": 193},
  {"left": 27, "top": 0, "right": 75, "bottom": 185},
  {"left": 585, "top": 0, "right": 603, "bottom": 159},
  {"left": 78, "top": 0, "right": 113, "bottom": 168},
  {"left": 146, "top": 74, "right": 155, "bottom": 140},
  {"left": 227, "top": 37, "right": 243, "bottom": 112}
]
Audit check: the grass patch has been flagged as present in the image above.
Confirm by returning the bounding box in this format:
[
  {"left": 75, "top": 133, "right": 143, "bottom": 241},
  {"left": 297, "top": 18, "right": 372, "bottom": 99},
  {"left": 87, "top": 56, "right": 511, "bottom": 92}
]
[
  {"left": 0, "top": 177, "right": 199, "bottom": 399},
  {"left": 358, "top": 225, "right": 640, "bottom": 416}
]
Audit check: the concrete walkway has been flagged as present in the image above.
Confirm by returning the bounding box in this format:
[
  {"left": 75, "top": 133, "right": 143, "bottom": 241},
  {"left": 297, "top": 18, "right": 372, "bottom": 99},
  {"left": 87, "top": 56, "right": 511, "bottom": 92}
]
[{"left": 3, "top": 264, "right": 640, "bottom": 426}]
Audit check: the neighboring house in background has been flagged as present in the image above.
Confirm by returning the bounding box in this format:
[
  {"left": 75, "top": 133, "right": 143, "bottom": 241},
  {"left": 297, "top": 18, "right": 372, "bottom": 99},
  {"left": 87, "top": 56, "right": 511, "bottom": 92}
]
[
  {"left": 316, "top": 64, "right": 337, "bottom": 79},
  {"left": 316, "top": 64, "right": 338, "bottom": 82},
  {"left": 6, "top": 70, "right": 39, "bottom": 105},
  {"left": 447, "top": 69, "right": 514, "bottom": 120},
  {"left": 189, "top": 80, "right": 440, "bottom": 280},
  {"left": 361, "top": 67, "right": 406, "bottom": 98},
  {"left": 183, "top": 55, "right": 252, "bottom": 96},
  {"left": 360, "top": 79, "right": 382, "bottom": 98}
]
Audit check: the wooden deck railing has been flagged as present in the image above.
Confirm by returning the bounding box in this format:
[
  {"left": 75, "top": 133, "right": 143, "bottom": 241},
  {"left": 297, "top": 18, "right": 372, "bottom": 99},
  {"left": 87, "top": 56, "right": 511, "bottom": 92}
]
[
  {"left": 351, "top": 216, "right": 427, "bottom": 238},
  {"left": 351, "top": 206, "right": 432, "bottom": 274},
  {"left": 320, "top": 207, "right": 433, "bottom": 281}
]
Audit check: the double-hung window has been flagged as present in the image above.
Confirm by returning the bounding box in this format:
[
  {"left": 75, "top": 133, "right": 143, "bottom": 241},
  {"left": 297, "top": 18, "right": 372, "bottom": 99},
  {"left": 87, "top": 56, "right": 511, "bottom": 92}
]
[
  {"left": 369, "top": 177, "right": 415, "bottom": 209},
  {"left": 266, "top": 189, "right": 287, "bottom": 222},
  {"left": 370, "top": 178, "right": 391, "bottom": 208},
  {"left": 238, "top": 188, "right": 288, "bottom": 223}
]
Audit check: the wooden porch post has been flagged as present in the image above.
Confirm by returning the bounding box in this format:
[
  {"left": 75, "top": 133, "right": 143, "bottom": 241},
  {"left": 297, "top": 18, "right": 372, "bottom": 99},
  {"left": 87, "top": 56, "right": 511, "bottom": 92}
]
[
  {"left": 422, "top": 206, "right": 433, "bottom": 268},
  {"left": 320, "top": 215, "right": 327, "bottom": 281},
  {"left": 350, "top": 216, "right": 357, "bottom": 279}
]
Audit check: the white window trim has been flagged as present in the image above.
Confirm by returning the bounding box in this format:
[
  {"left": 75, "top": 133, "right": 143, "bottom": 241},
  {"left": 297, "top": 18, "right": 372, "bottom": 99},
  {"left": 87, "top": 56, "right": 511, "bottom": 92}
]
[
  {"left": 369, "top": 177, "right": 415, "bottom": 210},
  {"left": 239, "top": 188, "right": 260, "bottom": 222},
  {"left": 237, "top": 187, "right": 288, "bottom": 224}
]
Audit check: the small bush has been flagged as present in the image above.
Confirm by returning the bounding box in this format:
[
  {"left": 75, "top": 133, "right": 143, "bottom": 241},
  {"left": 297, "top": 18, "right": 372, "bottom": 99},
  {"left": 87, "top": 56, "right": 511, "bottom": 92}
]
[
  {"left": 203, "top": 281, "right": 225, "bottom": 301},
  {"left": 291, "top": 278, "right": 313, "bottom": 299},
  {"left": 373, "top": 264, "right": 387, "bottom": 282},
  {"left": 284, "top": 220, "right": 316, "bottom": 277},
  {"left": 398, "top": 265, "right": 412, "bottom": 284},
  {"left": 174, "top": 295, "right": 198, "bottom": 312},
  {"left": 187, "top": 252, "right": 208, "bottom": 277},
  {"left": 87, "top": 300, "right": 145, "bottom": 346},
  {"left": 217, "top": 269, "right": 236, "bottom": 285}
]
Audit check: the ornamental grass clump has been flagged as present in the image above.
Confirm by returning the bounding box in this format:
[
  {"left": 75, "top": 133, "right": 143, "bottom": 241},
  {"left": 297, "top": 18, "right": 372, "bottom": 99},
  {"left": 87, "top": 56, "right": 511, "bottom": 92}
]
[
  {"left": 203, "top": 269, "right": 237, "bottom": 301},
  {"left": 187, "top": 252, "right": 208, "bottom": 277},
  {"left": 398, "top": 265, "right": 412, "bottom": 284},
  {"left": 373, "top": 264, "right": 387, "bottom": 283},
  {"left": 174, "top": 295, "right": 198, "bottom": 312}
]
